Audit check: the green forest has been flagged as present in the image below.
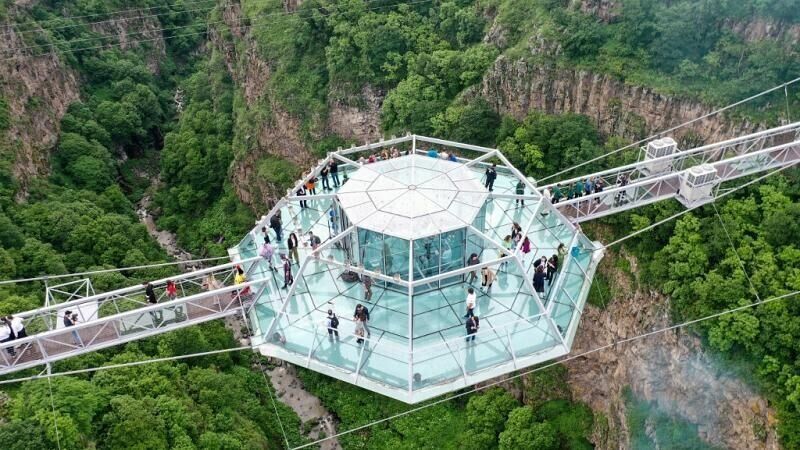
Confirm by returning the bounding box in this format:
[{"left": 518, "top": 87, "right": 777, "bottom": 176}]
[{"left": 1, "top": 0, "right": 799, "bottom": 448}]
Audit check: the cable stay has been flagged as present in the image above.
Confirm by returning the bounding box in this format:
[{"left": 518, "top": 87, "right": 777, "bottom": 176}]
[{"left": 0, "top": 121, "right": 797, "bottom": 381}]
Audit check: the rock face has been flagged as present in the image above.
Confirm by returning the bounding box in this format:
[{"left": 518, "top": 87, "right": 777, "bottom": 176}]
[
  {"left": 211, "top": 2, "right": 384, "bottom": 212},
  {"left": 0, "top": 24, "right": 80, "bottom": 200},
  {"left": 564, "top": 254, "right": 778, "bottom": 450},
  {"left": 571, "top": 0, "right": 619, "bottom": 22},
  {"left": 0, "top": 5, "right": 168, "bottom": 199},
  {"left": 476, "top": 56, "right": 757, "bottom": 144}
]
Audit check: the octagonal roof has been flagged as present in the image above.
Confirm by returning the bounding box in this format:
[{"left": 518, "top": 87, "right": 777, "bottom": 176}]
[{"left": 337, "top": 154, "right": 488, "bottom": 239}]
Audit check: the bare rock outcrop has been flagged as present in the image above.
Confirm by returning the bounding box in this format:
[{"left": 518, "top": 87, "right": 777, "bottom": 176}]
[
  {"left": 211, "top": 1, "right": 384, "bottom": 211},
  {"left": 476, "top": 55, "right": 757, "bottom": 144},
  {"left": 564, "top": 254, "right": 778, "bottom": 450},
  {"left": 0, "top": 25, "right": 80, "bottom": 200},
  {"left": 571, "top": 0, "right": 619, "bottom": 22}
]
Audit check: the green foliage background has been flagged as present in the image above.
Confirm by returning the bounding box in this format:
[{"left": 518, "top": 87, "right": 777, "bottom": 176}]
[{"left": 1, "top": 0, "right": 800, "bottom": 448}]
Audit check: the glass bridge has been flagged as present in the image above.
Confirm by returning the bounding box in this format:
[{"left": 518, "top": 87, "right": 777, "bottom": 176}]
[{"left": 232, "top": 135, "right": 603, "bottom": 403}]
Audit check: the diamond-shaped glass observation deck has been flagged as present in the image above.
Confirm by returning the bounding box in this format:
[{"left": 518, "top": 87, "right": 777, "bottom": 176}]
[{"left": 232, "top": 135, "right": 603, "bottom": 404}]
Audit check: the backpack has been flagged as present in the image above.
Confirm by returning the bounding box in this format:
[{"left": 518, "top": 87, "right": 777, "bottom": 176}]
[{"left": 330, "top": 315, "right": 339, "bottom": 328}]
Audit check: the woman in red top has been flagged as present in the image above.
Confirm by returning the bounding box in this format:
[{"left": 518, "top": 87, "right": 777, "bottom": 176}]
[{"left": 166, "top": 280, "right": 178, "bottom": 300}]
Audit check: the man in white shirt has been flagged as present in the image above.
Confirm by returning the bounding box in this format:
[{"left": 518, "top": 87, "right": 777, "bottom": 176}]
[
  {"left": 8, "top": 315, "right": 25, "bottom": 339},
  {"left": 463, "top": 287, "right": 477, "bottom": 319}
]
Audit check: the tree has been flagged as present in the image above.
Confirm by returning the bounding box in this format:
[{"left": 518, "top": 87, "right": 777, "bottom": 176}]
[
  {"left": 499, "top": 407, "right": 558, "bottom": 450},
  {"left": 464, "top": 388, "right": 519, "bottom": 449}
]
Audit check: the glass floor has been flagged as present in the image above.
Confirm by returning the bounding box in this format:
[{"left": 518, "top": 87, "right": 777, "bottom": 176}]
[{"left": 234, "top": 146, "right": 603, "bottom": 403}]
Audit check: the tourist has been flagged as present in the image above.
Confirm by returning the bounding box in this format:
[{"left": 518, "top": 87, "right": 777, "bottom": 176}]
[
  {"left": 557, "top": 242, "right": 567, "bottom": 260},
  {"left": 547, "top": 254, "right": 558, "bottom": 285},
  {"left": 308, "top": 231, "right": 321, "bottom": 250},
  {"left": 533, "top": 266, "right": 546, "bottom": 294},
  {"left": 543, "top": 187, "right": 552, "bottom": 203},
  {"left": 63, "top": 310, "right": 82, "bottom": 347},
  {"left": 281, "top": 255, "right": 294, "bottom": 289},
  {"left": 306, "top": 175, "right": 317, "bottom": 195},
  {"left": 427, "top": 148, "right": 438, "bottom": 158},
  {"left": 354, "top": 312, "right": 367, "bottom": 345},
  {"left": 467, "top": 253, "right": 480, "bottom": 284},
  {"left": 440, "top": 150, "right": 449, "bottom": 160},
  {"left": 362, "top": 275, "right": 373, "bottom": 301},
  {"left": 270, "top": 212, "right": 283, "bottom": 242},
  {"left": 297, "top": 186, "right": 308, "bottom": 209},
  {"left": 501, "top": 235, "right": 513, "bottom": 269},
  {"left": 354, "top": 304, "right": 371, "bottom": 338},
  {"left": 533, "top": 256, "right": 548, "bottom": 273},
  {"left": 144, "top": 282, "right": 157, "bottom": 305},
  {"left": 481, "top": 267, "right": 495, "bottom": 292},
  {"left": 484, "top": 163, "right": 497, "bottom": 192},
  {"left": 259, "top": 240, "right": 277, "bottom": 271},
  {"left": 521, "top": 236, "right": 532, "bottom": 259},
  {"left": 391, "top": 147, "right": 400, "bottom": 158},
  {"left": 328, "top": 208, "right": 339, "bottom": 236},
  {"left": 320, "top": 164, "right": 331, "bottom": 191},
  {"left": 288, "top": 232, "right": 300, "bottom": 265},
  {"left": 463, "top": 287, "right": 477, "bottom": 318},
  {"left": 0, "top": 317, "right": 15, "bottom": 356},
  {"left": 329, "top": 159, "right": 340, "bottom": 187},
  {"left": 326, "top": 310, "right": 339, "bottom": 342},
  {"left": 233, "top": 266, "right": 251, "bottom": 300},
  {"left": 368, "top": 154, "right": 377, "bottom": 163},
  {"left": 448, "top": 153, "right": 458, "bottom": 162},
  {"left": 594, "top": 177, "right": 604, "bottom": 204},
  {"left": 7, "top": 315, "right": 25, "bottom": 340},
  {"left": 515, "top": 179, "right": 525, "bottom": 206},
  {"left": 165, "top": 280, "right": 178, "bottom": 301},
  {"left": 261, "top": 226, "right": 270, "bottom": 244},
  {"left": 511, "top": 222, "right": 522, "bottom": 243},
  {"left": 552, "top": 184, "right": 563, "bottom": 204},
  {"left": 381, "top": 149, "right": 389, "bottom": 160},
  {"left": 465, "top": 315, "right": 479, "bottom": 343},
  {"left": 234, "top": 266, "right": 247, "bottom": 285},
  {"left": 584, "top": 178, "right": 594, "bottom": 196}
]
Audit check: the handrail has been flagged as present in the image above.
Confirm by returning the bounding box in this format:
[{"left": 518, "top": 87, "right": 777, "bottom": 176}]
[
  {"left": 542, "top": 121, "right": 800, "bottom": 189},
  {"left": 0, "top": 277, "right": 268, "bottom": 350},
  {"left": 14, "top": 257, "right": 257, "bottom": 319}
]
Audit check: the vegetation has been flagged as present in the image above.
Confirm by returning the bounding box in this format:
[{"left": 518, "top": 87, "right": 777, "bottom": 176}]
[{"left": 1, "top": 0, "right": 800, "bottom": 448}]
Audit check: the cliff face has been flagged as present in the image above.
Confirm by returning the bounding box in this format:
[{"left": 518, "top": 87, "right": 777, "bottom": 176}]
[
  {"left": 476, "top": 55, "right": 756, "bottom": 144},
  {"left": 564, "top": 253, "right": 778, "bottom": 450},
  {"left": 0, "top": 25, "right": 80, "bottom": 199},
  {"left": 0, "top": 6, "right": 168, "bottom": 199},
  {"left": 212, "top": 2, "right": 383, "bottom": 211}
]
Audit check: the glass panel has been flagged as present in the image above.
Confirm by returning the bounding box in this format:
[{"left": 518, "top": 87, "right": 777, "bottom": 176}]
[
  {"left": 413, "top": 235, "right": 440, "bottom": 280},
  {"left": 383, "top": 236, "right": 410, "bottom": 282}
]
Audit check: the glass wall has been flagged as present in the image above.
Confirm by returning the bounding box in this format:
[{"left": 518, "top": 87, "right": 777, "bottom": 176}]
[
  {"left": 356, "top": 228, "right": 410, "bottom": 292},
  {"left": 411, "top": 228, "right": 467, "bottom": 293}
]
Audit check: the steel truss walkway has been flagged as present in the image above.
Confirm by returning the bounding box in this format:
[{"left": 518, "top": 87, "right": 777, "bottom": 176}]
[
  {"left": 0, "top": 257, "right": 274, "bottom": 375},
  {"left": 1, "top": 123, "right": 799, "bottom": 377},
  {"left": 548, "top": 122, "right": 800, "bottom": 222}
]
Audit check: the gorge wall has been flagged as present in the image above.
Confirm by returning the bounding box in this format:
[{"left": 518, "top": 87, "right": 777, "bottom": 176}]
[
  {"left": 0, "top": 24, "right": 80, "bottom": 199},
  {"left": 475, "top": 55, "right": 757, "bottom": 145},
  {"left": 212, "top": 2, "right": 382, "bottom": 212},
  {"left": 0, "top": 5, "right": 167, "bottom": 199},
  {"left": 564, "top": 253, "right": 778, "bottom": 450}
]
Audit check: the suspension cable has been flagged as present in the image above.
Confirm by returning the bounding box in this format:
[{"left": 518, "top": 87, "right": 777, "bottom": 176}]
[
  {"left": 0, "top": 255, "right": 230, "bottom": 286},
  {"left": 537, "top": 76, "right": 800, "bottom": 184},
  {"left": 291, "top": 289, "right": 800, "bottom": 449},
  {"left": 1, "top": 0, "right": 432, "bottom": 58},
  {"left": 601, "top": 161, "right": 798, "bottom": 250}
]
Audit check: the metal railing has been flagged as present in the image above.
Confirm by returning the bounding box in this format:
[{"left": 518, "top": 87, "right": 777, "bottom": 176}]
[
  {"left": 553, "top": 140, "right": 800, "bottom": 222},
  {"left": 542, "top": 122, "right": 800, "bottom": 195},
  {"left": 0, "top": 277, "right": 269, "bottom": 375}
]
